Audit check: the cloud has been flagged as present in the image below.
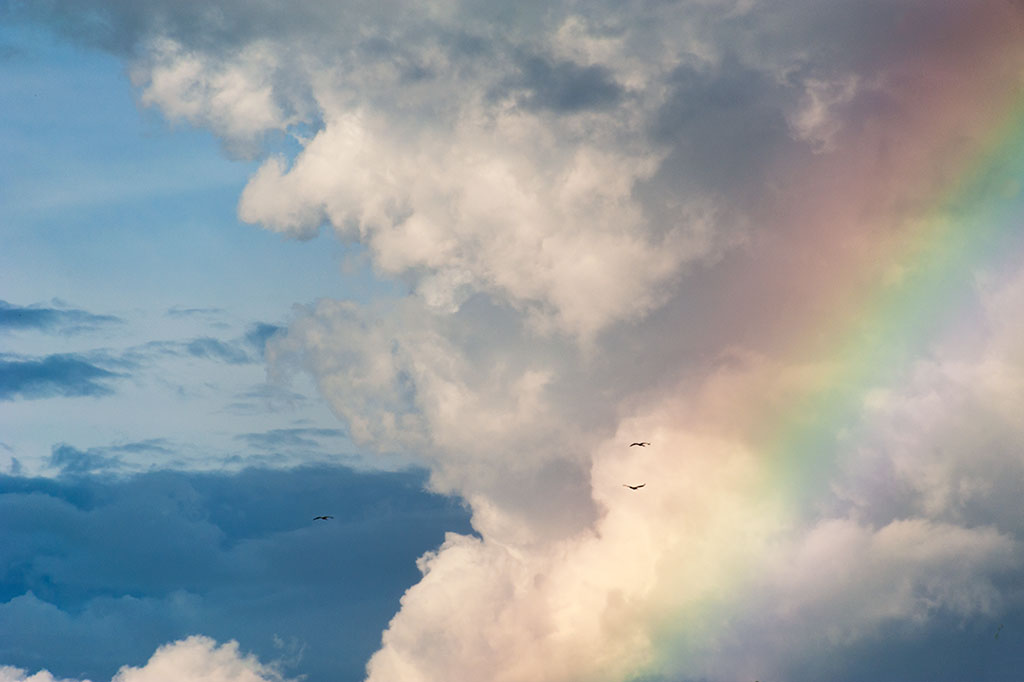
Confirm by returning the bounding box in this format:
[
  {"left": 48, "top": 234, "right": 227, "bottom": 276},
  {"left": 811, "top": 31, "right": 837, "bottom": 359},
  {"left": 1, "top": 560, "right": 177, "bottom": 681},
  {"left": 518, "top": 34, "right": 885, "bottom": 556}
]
[
  {"left": 112, "top": 636, "right": 288, "bottom": 682},
  {"left": 223, "top": 384, "right": 310, "bottom": 416},
  {"left": 510, "top": 54, "right": 625, "bottom": 112},
  {"left": 0, "top": 354, "right": 122, "bottom": 400},
  {"left": 0, "top": 665, "right": 85, "bottom": 682},
  {"left": 243, "top": 323, "right": 282, "bottom": 358},
  {"left": 0, "top": 465, "right": 473, "bottom": 682},
  {"left": 165, "top": 306, "right": 227, "bottom": 319},
  {"left": 0, "top": 300, "right": 120, "bottom": 335},
  {"left": 127, "top": 335, "right": 259, "bottom": 366},
  {"left": 185, "top": 337, "right": 252, "bottom": 365},
  {"left": 134, "top": 37, "right": 308, "bottom": 158},
  {"left": 234, "top": 428, "right": 345, "bottom": 453},
  {"left": 49, "top": 444, "right": 124, "bottom": 475},
  {"left": 0, "top": 636, "right": 287, "bottom": 682},
  {"left": 46, "top": 441, "right": 173, "bottom": 476},
  {"left": 9, "top": 1, "right": 1024, "bottom": 681}
]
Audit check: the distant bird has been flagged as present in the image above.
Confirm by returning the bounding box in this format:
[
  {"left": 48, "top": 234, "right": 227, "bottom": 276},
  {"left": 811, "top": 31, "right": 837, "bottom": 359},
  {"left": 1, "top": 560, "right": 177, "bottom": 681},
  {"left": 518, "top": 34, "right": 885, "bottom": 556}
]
[
  {"left": 996, "top": 624, "right": 1004, "bottom": 639},
  {"left": 313, "top": 515, "right": 334, "bottom": 520},
  {"left": 629, "top": 442, "right": 650, "bottom": 447},
  {"left": 622, "top": 483, "right": 646, "bottom": 490}
]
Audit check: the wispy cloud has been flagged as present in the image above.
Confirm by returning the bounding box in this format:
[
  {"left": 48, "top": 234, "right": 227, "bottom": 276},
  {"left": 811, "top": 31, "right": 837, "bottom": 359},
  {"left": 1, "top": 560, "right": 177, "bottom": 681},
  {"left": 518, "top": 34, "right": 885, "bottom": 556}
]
[
  {"left": 165, "top": 306, "right": 227, "bottom": 319},
  {"left": 185, "top": 337, "right": 251, "bottom": 365},
  {"left": 235, "top": 427, "right": 346, "bottom": 453},
  {"left": 0, "top": 300, "right": 120, "bottom": 335},
  {"left": 48, "top": 443, "right": 123, "bottom": 475},
  {"left": 243, "top": 322, "right": 282, "bottom": 358},
  {"left": 0, "top": 353, "right": 123, "bottom": 400}
]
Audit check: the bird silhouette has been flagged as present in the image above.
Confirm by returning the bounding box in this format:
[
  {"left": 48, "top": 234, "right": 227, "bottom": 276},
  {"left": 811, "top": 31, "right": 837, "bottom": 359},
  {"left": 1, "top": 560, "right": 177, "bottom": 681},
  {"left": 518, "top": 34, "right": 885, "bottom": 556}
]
[
  {"left": 996, "top": 624, "right": 1004, "bottom": 639},
  {"left": 629, "top": 442, "right": 650, "bottom": 447},
  {"left": 623, "top": 483, "right": 646, "bottom": 490},
  {"left": 313, "top": 515, "right": 334, "bottom": 520}
]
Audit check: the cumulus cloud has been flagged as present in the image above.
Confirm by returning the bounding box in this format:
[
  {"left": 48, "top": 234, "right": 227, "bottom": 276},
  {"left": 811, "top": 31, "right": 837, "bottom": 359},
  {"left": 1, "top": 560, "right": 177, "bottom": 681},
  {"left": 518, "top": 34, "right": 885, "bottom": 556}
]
[
  {"left": 132, "top": 38, "right": 308, "bottom": 158},
  {"left": 0, "top": 636, "right": 286, "bottom": 682},
  {"left": 112, "top": 636, "right": 286, "bottom": 682},
  {"left": 0, "top": 666, "right": 85, "bottom": 682}
]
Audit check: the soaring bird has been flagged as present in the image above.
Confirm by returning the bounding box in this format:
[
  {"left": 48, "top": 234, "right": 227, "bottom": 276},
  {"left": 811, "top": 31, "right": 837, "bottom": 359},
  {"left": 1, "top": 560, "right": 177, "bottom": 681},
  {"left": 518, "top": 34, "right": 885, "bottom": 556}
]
[
  {"left": 313, "top": 515, "right": 334, "bottom": 520},
  {"left": 629, "top": 442, "right": 650, "bottom": 447},
  {"left": 996, "top": 624, "right": 1004, "bottom": 639},
  {"left": 623, "top": 483, "right": 646, "bottom": 490}
]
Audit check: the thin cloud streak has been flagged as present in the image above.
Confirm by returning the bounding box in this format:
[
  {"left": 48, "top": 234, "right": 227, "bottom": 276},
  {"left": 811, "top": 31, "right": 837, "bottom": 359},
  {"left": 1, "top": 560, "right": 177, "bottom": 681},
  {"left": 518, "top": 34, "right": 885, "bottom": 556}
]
[
  {"left": 0, "top": 354, "right": 123, "bottom": 400},
  {"left": 0, "top": 300, "right": 121, "bottom": 334}
]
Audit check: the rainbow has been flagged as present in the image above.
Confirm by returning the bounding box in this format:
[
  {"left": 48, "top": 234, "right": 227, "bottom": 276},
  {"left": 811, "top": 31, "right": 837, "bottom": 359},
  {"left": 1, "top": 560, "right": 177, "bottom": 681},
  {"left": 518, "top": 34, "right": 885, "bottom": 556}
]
[
  {"left": 768, "top": 85, "right": 1024, "bottom": 505},
  {"left": 639, "top": 59, "right": 1024, "bottom": 680}
]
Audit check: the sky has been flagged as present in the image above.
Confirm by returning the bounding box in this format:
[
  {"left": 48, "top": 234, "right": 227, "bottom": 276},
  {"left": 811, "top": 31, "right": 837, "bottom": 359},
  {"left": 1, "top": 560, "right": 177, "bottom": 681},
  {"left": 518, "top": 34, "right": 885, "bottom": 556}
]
[{"left": 2, "top": 1, "right": 1024, "bottom": 681}]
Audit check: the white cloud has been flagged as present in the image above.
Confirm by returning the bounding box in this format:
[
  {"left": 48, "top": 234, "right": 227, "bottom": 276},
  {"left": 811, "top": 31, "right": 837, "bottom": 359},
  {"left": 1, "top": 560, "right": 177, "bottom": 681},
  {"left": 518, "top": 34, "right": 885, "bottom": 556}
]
[
  {"left": 238, "top": 103, "right": 714, "bottom": 338},
  {"left": 0, "top": 637, "right": 285, "bottom": 682},
  {"left": 112, "top": 636, "right": 286, "bottom": 682},
  {"left": 0, "top": 667, "right": 88, "bottom": 682},
  {"left": 133, "top": 38, "right": 307, "bottom": 157}
]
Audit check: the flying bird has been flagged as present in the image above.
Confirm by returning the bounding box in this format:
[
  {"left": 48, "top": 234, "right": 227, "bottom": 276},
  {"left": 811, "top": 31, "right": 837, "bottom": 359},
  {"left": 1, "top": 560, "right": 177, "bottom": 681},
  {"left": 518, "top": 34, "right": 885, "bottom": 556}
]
[
  {"left": 623, "top": 483, "right": 646, "bottom": 490},
  {"left": 629, "top": 442, "right": 650, "bottom": 447},
  {"left": 313, "top": 515, "right": 334, "bottom": 520},
  {"left": 996, "top": 624, "right": 1004, "bottom": 639}
]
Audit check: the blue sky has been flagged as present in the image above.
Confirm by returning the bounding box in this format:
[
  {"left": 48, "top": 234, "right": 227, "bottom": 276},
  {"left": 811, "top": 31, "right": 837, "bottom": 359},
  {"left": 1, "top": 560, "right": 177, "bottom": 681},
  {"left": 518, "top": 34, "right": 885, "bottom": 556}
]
[
  {"left": 0, "top": 22, "right": 408, "bottom": 476},
  {"left": 3, "top": 2, "right": 1024, "bottom": 682}
]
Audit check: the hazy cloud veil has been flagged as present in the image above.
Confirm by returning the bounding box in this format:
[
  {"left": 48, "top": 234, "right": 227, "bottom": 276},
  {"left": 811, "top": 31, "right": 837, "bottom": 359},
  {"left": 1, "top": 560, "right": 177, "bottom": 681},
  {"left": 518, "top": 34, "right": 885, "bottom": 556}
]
[{"left": 11, "top": 0, "right": 1024, "bottom": 680}]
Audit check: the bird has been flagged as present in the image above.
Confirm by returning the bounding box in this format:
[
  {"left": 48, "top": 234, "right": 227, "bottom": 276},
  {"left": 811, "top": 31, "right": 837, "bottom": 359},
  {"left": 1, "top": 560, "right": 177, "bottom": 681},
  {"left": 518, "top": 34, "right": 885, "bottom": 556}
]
[
  {"left": 629, "top": 442, "right": 650, "bottom": 447},
  {"left": 996, "top": 624, "right": 1004, "bottom": 639},
  {"left": 623, "top": 483, "right": 646, "bottom": 490},
  {"left": 313, "top": 515, "right": 334, "bottom": 520}
]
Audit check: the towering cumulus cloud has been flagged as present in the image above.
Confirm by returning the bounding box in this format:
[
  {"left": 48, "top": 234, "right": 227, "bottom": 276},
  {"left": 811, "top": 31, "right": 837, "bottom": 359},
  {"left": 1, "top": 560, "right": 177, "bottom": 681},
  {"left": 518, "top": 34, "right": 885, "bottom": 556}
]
[{"left": 14, "top": 0, "right": 1024, "bottom": 679}]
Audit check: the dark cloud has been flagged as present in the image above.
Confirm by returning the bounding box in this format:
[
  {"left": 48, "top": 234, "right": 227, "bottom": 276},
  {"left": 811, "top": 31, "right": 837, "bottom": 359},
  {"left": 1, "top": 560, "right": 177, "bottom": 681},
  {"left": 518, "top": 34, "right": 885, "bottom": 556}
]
[
  {"left": 0, "top": 300, "right": 121, "bottom": 334},
  {"left": 641, "top": 59, "right": 797, "bottom": 214},
  {"left": 0, "top": 464, "right": 473, "bottom": 682},
  {"left": 185, "top": 337, "right": 252, "bottom": 364},
  {"left": 512, "top": 55, "right": 624, "bottom": 113},
  {"left": 0, "top": 353, "right": 122, "bottom": 400},
  {"left": 47, "top": 440, "right": 174, "bottom": 475},
  {"left": 48, "top": 444, "right": 123, "bottom": 475}
]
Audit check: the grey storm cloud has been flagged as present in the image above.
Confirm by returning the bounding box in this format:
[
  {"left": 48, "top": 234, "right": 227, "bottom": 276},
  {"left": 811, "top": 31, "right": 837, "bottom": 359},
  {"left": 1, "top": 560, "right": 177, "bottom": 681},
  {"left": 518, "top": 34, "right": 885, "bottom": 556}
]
[
  {"left": 0, "top": 464, "right": 473, "bottom": 682},
  {"left": 0, "top": 300, "right": 121, "bottom": 334},
  {"left": 0, "top": 353, "right": 123, "bottom": 400},
  {"left": 511, "top": 54, "right": 624, "bottom": 112}
]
